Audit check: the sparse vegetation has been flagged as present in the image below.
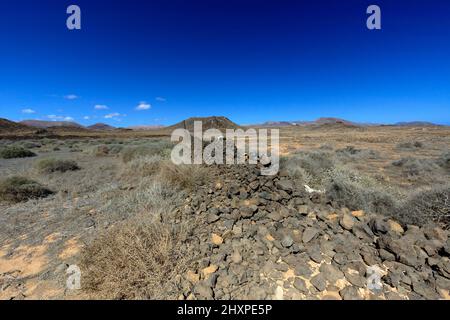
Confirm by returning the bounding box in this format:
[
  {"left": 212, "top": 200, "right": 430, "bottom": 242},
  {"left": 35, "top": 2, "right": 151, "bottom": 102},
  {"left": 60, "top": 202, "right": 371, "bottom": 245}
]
[
  {"left": 35, "top": 158, "right": 80, "bottom": 173},
  {"left": 121, "top": 140, "right": 172, "bottom": 163},
  {"left": 0, "top": 176, "right": 53, "bottom": 202},
  {"left": 1, "top": 124, "right": 450, "bottom": 300},
  {"left": 396, "top": 141, "right": 424, "bottom": 150},
  {"left": 325, "top": 168, "right": 400, "bottom": 216},
  {"left": 121, "top": 155, "right": 164, "bottom": 180},
  {"left": 391, "top": 157, "right": 440, "bottom": 179},
  {"left": 0, "top": 146, "right": 36, "bottom": 159},
  {"left": 281, "top": 150, "right": 336, "bottom": 188},
  {"left": 437, "top": 151, "right": 450, "bottom": 170},
  {"left": 335, "top": 146, "right": 380, "bottom": 160},
  {"left": 159, "top": 162, "right": 211, "bottom": 190},
  {"left": 80, "top": 218, "right": 192, "bottom": 299},
  {"left": 395, "top": 184, "right": 450, "bottom": 227}
]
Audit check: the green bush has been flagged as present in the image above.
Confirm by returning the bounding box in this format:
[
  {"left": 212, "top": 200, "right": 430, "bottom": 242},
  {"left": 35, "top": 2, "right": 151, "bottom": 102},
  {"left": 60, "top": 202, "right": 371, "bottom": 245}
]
[
  {"left": 0, "top": 146, "right": 36, "bottom": 159},
  {"left": 35, "top": 158, "right": 80, "bottom": 173},
  {"left": 0, "top": 176, "right": 53, "bottom": 202}
]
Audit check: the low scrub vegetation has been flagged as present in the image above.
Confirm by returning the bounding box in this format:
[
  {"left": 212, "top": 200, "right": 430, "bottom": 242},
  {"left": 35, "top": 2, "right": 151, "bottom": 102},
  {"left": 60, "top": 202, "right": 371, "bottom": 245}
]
[
  {"left": 35, "top": 158, "right": 80, "bottom": 173},
  {"left": 391, "top": 157, "right": 440, "bottom": 179},
  {"left": 283, "top": 148, "right": 450, "bottom": 228},
  {"left": 0, "top": 146, "right": 36, "bottom": 159},
  {"left": 396, "top": 141, "right": 424, "bottom": 150},
  {"left": 335, "top": 146, "right": 380, "bottom": 160},
  {"left": 325, "top": 168, "right": 399, "bottom": 216},
  {"left": 0, "top": 176, "right": 53, "bottom": 202},
  {"left": 281, "top": 150, "right": 336, "bottom": 188},
  {"left": 437, "top": 151, "right": 450, "bottom": 170},
  {"left": 396, "top": 184, "right": 450, "bottom": 227},
  {"left": 91, "top": 144, "right": 124, "bottom": 157},
  {"left": 121, "top": 155, "right": 164, "bottom": 180},
  {"left": 121, "top": 140, "right": 172, "bottom": 163}
]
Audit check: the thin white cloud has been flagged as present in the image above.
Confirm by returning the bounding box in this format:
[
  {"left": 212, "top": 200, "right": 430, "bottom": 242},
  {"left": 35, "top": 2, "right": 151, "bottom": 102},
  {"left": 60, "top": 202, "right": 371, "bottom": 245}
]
[
  {"left": 104, "top": 112, "right": 123, "bottom": 119},
  {"left": 21, "top": 108, "right": 36, "bottom": 114},
  {"left": 94, "top": 104, "right": 109, "bottom": 110},
  {"left": 64, "top": 94, "right": 79, "bottom": 100},
  {"left": 46, "top": 115, "right": 75, "bottom": 122},
  {"left": 156, "top": 97, "right": 166, "bottom": 102},
  {"left": 83, "top": 116, "right": 90, "bottom": 120},
  {"left": 136, "top": 101, "right": 151, "bottom": 111}
]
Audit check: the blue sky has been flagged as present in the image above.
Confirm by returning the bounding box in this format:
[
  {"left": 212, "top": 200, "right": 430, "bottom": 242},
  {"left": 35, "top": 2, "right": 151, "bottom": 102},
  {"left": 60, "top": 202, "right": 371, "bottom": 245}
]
[{"left": 0, "top": 0, "right": 449, "bottom": 126}]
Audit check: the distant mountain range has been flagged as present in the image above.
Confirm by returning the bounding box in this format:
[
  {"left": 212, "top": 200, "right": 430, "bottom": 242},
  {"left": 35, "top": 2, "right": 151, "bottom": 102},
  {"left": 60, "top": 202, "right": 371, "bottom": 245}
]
[
  {"left": 252, "top": 118, "right": 444, "bottom": 128},
  {"left": 127, "top": 125, "right": 165, "bottom": 130},
  {"left": 393, "top": 121, "right": 440, "bottom": 127},
  {"left": 20, "top": 120, "right": 84, "bottom": 128},
  {"left": 253, "top": 117, "right": 360, "bottom": 127},
  {"left": 0, "top": 117, "right": 446, "bottom": 135}
]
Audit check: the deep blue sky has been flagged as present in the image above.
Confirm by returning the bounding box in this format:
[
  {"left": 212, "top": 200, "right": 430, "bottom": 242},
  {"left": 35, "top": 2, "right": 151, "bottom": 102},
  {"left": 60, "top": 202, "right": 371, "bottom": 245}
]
[{"left": 0, "top": 0, "right": 449, "bottom": 126}]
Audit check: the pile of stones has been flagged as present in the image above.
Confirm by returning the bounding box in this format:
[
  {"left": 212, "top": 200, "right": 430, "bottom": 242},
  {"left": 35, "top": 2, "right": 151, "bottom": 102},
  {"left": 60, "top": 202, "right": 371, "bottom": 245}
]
[{"left": 170, "top": 164, "right": 450, "bottom": 300}]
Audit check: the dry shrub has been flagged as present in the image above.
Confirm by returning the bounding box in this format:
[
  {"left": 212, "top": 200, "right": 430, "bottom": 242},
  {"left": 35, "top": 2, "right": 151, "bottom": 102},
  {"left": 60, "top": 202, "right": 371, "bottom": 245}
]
[
  {"left": 0, "top": 146, "right": 36, "bottom": 159},
  {"left": 0, "top": 176, "right": 53, "bottom": 203},
  {"left": 91, "top": 144, "right": 124, "bottom": 157},
  {"left": 121, "top": 140, "right": 172, "bottom": 163},
  {"left": 124, "top": 180, "right": 183, "bottom": 219},
  {"left": 395, "top": 184, "right": 450, "bottom": 228},
  {"left": 281, "top": 150, "right": 336, "bottom": 188},
  {"left": 35, "top": 158, "right": 80, "bottom": 173},
  {"left": 335, "top": 146, "right": 379, "bottom": 160},
  {"left": 159, "top": 162, "right": 211, "bottom": 190},
  {"left": 80, "top": 219, "right": 192, "bottom": 299},
  {"left": 325, "top": 168, "right": 399, "bottom": 216},
  {"left": 396, "top": 141, "right": 424, "bottom": 150},
  {"left": 120, "top": 155, "right": 163, "bottom": 180},
  {"left": 437, "top": 151, "right": 450, "bottom": 170},
  {"left": 391, "top": 157, "right": 440, "bottom": 179}
]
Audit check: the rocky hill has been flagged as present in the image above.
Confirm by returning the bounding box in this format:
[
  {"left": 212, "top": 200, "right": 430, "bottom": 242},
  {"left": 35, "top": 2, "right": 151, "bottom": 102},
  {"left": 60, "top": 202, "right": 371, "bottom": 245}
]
[
  {"left": 167, "top": 116, "right": 240, "bottom": 132},
  {"left": 87, "top": 123, "right": 115, "bottom": 130},
  {"left": 171, "top": 164, "right": 450, "bottom": 300},
  {"left": 0, "top": 118, "right": 31, "bottom": 132}
]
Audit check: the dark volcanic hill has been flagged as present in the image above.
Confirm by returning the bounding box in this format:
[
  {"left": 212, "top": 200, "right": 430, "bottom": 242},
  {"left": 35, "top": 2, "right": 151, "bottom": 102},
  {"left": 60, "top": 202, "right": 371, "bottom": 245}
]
[
  {"left": 20, "top": 120, "right": 84, "bottom": 129},
  {"left": 87, "top": 123, "right": 115, "bottom": 130},
  {"left": 167, "top": 116, "right": 240, "bottom": 132},
  {"left": 0, "top": 118, "right": 31, "bottom": 132}
]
